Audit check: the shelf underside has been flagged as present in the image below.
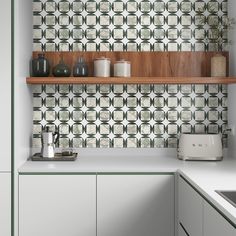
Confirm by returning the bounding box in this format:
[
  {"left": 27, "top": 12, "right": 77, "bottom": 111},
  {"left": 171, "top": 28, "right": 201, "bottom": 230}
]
[{"left": 26, "top": 76, "right": 236, "bottom": 84}]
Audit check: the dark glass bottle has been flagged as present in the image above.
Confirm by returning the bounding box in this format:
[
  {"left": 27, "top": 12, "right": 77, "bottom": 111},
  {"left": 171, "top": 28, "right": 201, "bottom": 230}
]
[
  {"left": 73, "top": 57, "right": 89, "bottom": 77},
  {"left": 31, "top": 54, "right": 50, "bottom": 77},
  {"left": 52, "top": 56, "right": 71, "bottom": 77}
]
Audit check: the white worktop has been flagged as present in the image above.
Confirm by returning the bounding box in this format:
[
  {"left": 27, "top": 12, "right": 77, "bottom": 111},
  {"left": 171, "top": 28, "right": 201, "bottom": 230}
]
[
  {"left": 20, "top": 148, "right": 231, "bottom": 173},
  {"left": 19, "top": 148, "right": 236, "bottom": 226}
]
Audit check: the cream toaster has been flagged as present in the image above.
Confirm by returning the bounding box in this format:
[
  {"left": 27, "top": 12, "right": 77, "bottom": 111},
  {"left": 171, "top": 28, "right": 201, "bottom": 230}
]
[{"left": 177, "top": 134, "right": 223, "bottom": 161}]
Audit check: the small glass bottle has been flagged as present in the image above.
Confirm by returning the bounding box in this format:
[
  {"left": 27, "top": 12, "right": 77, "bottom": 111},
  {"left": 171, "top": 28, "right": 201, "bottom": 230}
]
[
  {"left": 73, "top": 57, "right": 89, "bottom": 77},
  {"left": 52, "top": 55, "right": 71, "bottom": 77},
  {"left": 31, "top": 54, "right": 50, "bottom": 77}
]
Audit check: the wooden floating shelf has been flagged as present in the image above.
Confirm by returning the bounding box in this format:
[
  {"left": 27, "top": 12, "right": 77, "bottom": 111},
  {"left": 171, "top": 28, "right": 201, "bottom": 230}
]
[
  {"left": 32, "top": 51, "right": 230, "bottom": 77},
  {"left": 28, "top": 51, "right": 232, "bottom": 84},
  {"left": 26, "top": 76, "right": 236, "bottom": 84}
]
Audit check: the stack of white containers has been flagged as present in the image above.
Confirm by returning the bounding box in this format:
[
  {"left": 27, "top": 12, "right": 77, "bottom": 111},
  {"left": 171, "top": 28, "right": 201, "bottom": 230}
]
[{"left": 94, "top": 57, "right": 131, "bottom": 77}]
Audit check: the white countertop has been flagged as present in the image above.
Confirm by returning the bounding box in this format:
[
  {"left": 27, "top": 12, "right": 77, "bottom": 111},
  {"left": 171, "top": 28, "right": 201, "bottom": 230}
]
[
  {"left": 19, "top": 148, "right": 236, "bottom": 226},
  {"left": 20, "top": 148, "right": 231, "bottom": 173}
]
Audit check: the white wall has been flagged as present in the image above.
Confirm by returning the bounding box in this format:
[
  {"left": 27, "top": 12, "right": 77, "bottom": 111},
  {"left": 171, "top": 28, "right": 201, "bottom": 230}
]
[
  {"left": 14, "top": 0, "right": 33, "bottom": 234},
  {"left": 0, "top": 1, "right": 12, "bottom": 235},
  {"left": 0, "top": 0, "right": 11, "bottom": 172},
  {"left": 227, "top": 0, "right": 236, "bottom": 158}
]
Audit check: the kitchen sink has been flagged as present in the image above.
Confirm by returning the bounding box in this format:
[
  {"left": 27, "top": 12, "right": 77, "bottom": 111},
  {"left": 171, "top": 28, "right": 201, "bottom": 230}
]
[{"left": 216, "top": 191, "right": 236, "bottom": 207}]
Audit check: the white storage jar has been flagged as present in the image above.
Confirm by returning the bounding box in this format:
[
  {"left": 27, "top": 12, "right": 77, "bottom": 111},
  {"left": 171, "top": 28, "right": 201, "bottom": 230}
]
[
  {"left": 114, "top": 60, "right": 131, "bottom": 77},
  {"left": 94, "top": 57, "right": 111, "bottom": 77}
]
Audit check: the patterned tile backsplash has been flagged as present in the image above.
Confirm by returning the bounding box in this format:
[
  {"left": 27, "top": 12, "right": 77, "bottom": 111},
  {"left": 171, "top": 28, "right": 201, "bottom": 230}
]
[
  {"left": 32, "top": 84, "right": 228, "bottom": 148},
  {"left": 32, "top": 0, "right": 228, "bottom": 148},
  {"left": 33, "top": 0, "right": 228, "bottom": 51}
]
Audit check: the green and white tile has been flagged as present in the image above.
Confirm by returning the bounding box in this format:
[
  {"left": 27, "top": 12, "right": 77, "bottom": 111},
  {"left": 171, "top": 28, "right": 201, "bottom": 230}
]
[{"left": 32, "top": 0, "right": 228, "bottom": 148}]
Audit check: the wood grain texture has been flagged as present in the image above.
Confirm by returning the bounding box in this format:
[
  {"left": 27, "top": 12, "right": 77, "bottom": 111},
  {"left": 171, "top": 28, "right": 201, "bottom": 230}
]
[
  {"left": 32, "top": 51, "right": 229, "bottom": 77},
  {"left": 26, "top": 76, "right": 236, "bottom": 84}
]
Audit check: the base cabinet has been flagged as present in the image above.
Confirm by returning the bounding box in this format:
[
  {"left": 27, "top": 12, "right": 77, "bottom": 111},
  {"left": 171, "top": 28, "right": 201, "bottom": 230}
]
[
  {"left": 97, "top": 175, "right": 174, "bottom": 236},
  {"left": 22, "top": 173, "right": 236, "bottom": 236},
  {"left": 178, "top": 177, "right": 203, "bottom": 236},
  {"left": 204, "top": 201, "right": 236, "bottom": 236},
  {"left": 19, "top": 174, "right": 174, "bottom": 236},
  {"left": 19, "top": 175, "right": 96, "bottom": 236},
  {"left": 0, "top": 173, "right": 11, "bottom": 236},
  {"left": 178, "top": 176, "right": 236, "bottom": 236}
]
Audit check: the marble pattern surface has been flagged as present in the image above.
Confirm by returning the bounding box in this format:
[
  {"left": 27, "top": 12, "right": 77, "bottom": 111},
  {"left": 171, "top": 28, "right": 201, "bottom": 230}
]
[{"left": 32, "top": 0, "right": 228, "bottom": 148}]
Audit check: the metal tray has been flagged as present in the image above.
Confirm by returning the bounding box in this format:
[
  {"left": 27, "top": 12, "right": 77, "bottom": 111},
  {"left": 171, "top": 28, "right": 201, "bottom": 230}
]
[{"left": 30, "top": 153, "right": 78, "bottom": 161}]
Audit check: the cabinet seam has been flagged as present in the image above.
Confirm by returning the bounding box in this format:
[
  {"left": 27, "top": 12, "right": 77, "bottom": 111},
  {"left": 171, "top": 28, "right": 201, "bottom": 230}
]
[{"left": 96, "top": 174, "right": 97, "bottom": 236}]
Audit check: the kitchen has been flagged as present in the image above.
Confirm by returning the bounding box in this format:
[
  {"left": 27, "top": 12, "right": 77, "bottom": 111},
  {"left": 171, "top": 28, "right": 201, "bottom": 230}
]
[{"left": 1, "top": 0, "right": 236, "bottom": 236}]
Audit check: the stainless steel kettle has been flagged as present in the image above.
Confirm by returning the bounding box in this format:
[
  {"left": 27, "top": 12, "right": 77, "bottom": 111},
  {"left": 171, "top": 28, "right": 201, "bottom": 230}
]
[{"left": 41, "top": 127, "right": 59, "bottom": 158}]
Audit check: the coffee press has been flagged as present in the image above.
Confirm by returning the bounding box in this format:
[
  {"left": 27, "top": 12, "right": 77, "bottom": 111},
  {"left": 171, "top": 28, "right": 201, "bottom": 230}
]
[{"left": 41, "top": 126, "right": 59, "bottom": 158}]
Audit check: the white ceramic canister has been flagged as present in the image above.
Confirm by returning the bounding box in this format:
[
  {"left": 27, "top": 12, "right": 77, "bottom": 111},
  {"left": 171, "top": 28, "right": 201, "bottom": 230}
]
[
  {"left": 114, "top": 59, "right": 131, "bottom": 77},
  {"left": 94, "top": 57, "right": 111, "bottom": 77},
  {"left": 211, "top": 54, "right": 227, "bottom": 77}
]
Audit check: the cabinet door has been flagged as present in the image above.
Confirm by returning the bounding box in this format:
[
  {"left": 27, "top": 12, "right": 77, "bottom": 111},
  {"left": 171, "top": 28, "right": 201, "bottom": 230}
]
[
  {"left": 19, "top": 175, "right": 96, "bottom": 236},
  {"left": 0, "top": 0, "right": 11, "bottom": 171},
  {"left": 178, "top": 177, "right": 203, "bottom": 236},
  {"left": 0, "top": 173, "right": 11, "bottom": 236},
  {"left": 203, "top": 201, "right": 236, "bottom": 236},
  {"left": 97, "top": 174, "right": 174, "bottom": 236}
]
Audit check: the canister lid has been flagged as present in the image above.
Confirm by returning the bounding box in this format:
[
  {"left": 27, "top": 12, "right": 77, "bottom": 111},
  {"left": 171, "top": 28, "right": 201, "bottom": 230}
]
[
  {"left": 94, "top": 56, "right": 110, "bottom": 61},
  {"left": 115, "top": 59, "right": 130, "bottom": 64}
]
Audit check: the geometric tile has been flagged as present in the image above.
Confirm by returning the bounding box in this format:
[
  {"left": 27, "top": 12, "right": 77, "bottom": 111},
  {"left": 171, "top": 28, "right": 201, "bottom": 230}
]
[{"left": 32, "top": 0, "right": 228, "bottom": 148}]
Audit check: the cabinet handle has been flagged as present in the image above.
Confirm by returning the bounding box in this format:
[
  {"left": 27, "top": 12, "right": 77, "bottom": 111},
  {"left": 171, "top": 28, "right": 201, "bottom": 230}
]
[{"left": 179, "top": 222, "right": 190, "bottom": 236}]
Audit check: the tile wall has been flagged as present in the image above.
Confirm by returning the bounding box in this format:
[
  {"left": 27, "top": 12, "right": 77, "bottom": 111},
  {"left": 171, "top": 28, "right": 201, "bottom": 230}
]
[{"left": 32, "top": 0, "right": 228, "bottom": 148}]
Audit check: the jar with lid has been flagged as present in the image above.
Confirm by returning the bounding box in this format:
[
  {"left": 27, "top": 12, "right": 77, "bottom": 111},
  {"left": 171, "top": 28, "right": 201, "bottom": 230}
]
[
  {"left": 73, "top": 57, "right": 89, "bottom": 77},
  {"left": 31, "top": 54, "right": 50, "bottom": 77},
  {"left": 94, "top": 57, "right": 110, "bottom": 77},
  {"left": 114, "top": 59, "right": 131, "bottom": 77},
  {"left": 211, "top": 54, "right": 226, "bottom": 77}
]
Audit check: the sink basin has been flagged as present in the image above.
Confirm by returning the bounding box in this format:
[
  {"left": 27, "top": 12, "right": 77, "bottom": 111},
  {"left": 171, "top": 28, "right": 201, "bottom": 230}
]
[{"left": 216, "top": 191, "right": 236, "bottom": 207}]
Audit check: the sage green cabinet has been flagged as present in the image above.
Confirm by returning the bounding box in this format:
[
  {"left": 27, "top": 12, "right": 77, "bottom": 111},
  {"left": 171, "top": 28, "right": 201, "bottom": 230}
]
[
  {"left": 178, "top": 177, "right": 203, "bottom": 236},
  {"left": 0, "top": 174, "right": 11, "bottom": 236},
  {"left": 97, "top": 175, "right": 175, "bottom": 236},
  {"left": 178, "top": 176, "right": 236, "bottom": 236},
  {"left": 19, "top": 175, "right": 96, "bottom": 236},
  {"left": 204, "top": 201, "right": 236, "bottom": 236}
]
